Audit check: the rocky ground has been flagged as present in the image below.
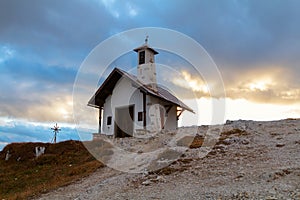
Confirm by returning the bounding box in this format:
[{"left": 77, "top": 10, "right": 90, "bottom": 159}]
[{"left": 37, "top": 119, "right": 300, "bottom": 200}]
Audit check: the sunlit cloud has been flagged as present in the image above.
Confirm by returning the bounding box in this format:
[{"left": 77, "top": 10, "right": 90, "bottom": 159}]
[
  {"left": 247, "top": 77, "right": 274, "bottom": 91},
  {"left": 168, "top": 66, "right": 300, "bottom": 105},
  {"left": 0, "top": 93, "right": 75, "bottom": 124},
  {"left": 280, "top": 89, "right": 300, "bottom": 100},
  {"left": 224, "top": 66, "right": 300, "bottom": 104},
  {"left": 171, "top": 70, "right": 209, "bottom": 94}
]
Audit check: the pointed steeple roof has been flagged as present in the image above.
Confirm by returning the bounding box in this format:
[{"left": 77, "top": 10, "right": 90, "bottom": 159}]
[{"left": 133, "top": 36, "right": 159, "bottom": 54}]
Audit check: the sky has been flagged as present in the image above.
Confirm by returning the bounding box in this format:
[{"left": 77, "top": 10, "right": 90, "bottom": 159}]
[{"left": 0, "top": 0, "right": 300, "bottom": 150}]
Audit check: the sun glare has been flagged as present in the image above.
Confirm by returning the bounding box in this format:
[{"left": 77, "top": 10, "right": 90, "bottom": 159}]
[
  {"left": 67, "top": 101, "right": 73, "bottom": 106},
  {"left": 58, "top": 107, "right": 69, "bottom": 119},
  {"left": 180, "top": 97, "right": 300, "bottom": 126}
]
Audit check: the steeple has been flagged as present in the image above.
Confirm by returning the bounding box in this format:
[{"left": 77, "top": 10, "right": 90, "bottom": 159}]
[{"left": 133, "top": 37, "right": 158, "bottom": 92}]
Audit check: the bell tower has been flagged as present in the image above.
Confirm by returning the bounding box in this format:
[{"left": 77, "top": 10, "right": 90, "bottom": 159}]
[{"left": 133, "top": 36, "right": 158, "bottom": 92}]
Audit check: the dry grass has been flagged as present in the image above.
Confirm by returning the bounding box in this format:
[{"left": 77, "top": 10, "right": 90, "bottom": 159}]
[
  {"left": 217, "top": 128, "right": 247, "bottom": 144},
  {"left": 0, "top": 140, "right": 104, "bottom": 200},
  {"left": 176, "top": 135, "right": 204, "bottom": 149},
  {"left": 286, "top": 118, "right": 298, "bottom": 120},
  {"left": 189, "top": 135, "right": 204, "bottom": 148},
  {"left": 187, "top": 129, "right": 247, "bottom": 149}
]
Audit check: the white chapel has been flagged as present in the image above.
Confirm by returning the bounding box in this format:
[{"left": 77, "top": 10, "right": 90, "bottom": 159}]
[{"left": 88, "top": 39, "right": 194, "bottom": 138}]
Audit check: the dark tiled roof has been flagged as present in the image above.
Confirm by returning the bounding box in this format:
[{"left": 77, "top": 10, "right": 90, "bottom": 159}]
[{"left": 88, "top": 68, "right": 194, "bottom": 113}]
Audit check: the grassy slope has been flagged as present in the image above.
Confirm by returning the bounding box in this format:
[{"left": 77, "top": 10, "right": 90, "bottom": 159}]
[{"left": 0, "top": 140, "right": 103, "bottom": 200}]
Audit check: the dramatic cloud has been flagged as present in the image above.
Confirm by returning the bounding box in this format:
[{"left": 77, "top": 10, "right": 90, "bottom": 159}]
[{"left": 0, "top": 57, "right": 77, "bottom": 123}]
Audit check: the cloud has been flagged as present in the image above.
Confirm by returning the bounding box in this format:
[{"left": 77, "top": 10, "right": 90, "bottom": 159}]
[
  {"left": 0, "top": 45, "right": 15, "bottom": 63},
  {"left": 0, "top": 0, "right": 117, "bottom": 67},
  {"left": 0, "top": 54, "right": 79, "bottom": 123},
  {"left": 170, "top": 71, "right": 209, "bottom": 94},
  {"left": 223, "top": 65, "right": 300, "bottom": 104},
  {"left": 168, "top": 66, "right": 300, "bottom": 104},
  {"left": 0, "top": 58, "right": 77, "bottom": 84},
  {"left": 175, "top": 1, "right": 300, "bottom": 68},
  {"left": 0, "top": 93, "right": 75, "bottom": 123}
]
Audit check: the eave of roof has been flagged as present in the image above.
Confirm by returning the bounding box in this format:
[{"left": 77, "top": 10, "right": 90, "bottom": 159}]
[{"left": 133, "top": 44, "right": 159, "bottom": 55}]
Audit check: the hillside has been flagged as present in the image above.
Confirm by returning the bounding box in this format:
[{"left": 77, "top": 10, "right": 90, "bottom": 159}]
[
  {"left": 0, "top": 140, "right": 103, "bottom": 200},
  {"left": 37, "top": 119, "right": 300, "bottom": 200},
  {"left": 1, "top": 119, "right": 300, "bottom": 199}
]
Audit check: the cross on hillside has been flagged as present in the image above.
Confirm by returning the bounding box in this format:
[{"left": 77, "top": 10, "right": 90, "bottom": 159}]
[{"left": 51, "top": 123, "right": 61, "bottom": 143}]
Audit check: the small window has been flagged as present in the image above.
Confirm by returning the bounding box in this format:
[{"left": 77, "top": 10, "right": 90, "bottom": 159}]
[
  {"left": 138, "top": 112, "right": 143, "bottom": 121},
  {"left": 107, "top": 116, "right": 112, "bottom": 125},
  {"left": 139, "top": 51, "right": 145, "bottom": 64}
]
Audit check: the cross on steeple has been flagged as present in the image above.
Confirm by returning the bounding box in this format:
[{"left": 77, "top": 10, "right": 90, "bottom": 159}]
[{"left": 145, "top": 35, "right": 149, "bottom": 45}]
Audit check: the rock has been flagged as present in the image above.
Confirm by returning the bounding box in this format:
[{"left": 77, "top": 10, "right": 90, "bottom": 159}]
[
  {"left": 35, "top": 146, "right": 46, "bottom": 157},
  {"left": 137, "top": 150, "right": 143, "bottom": 154},
  {"left": 265, "top": 196, "right": 277, "bottom": 200},
  {"left": 5, "top": 150, "right": 11, "bottom": 161},
  {"left": 240, "top": 125, "right": 246, "bottom": 131},
  {"left": 276, "top": 143, "right": 285, "bottom": 147},
  {"left": 241, "top": 139, "right": 249, "bottom": 145},
  {"left": 142, "top": 170, "right": 149, "bottom": 176},
  {"left": 86, "top": 189, "right": 92, "bottom": 194},
  {"left": 226, "top": 120, "right": 233, "bottom": 125},
  {"left": 222, "top": 138, "right": 232, "bottom": 145},
  {"left": 142, "top": 180, "right": 151, "bottom": 186}
]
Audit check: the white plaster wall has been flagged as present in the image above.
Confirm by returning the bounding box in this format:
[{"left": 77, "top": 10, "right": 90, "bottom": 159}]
[
  {"left": 102, "top": 77, "right": 144, "bottom": 136},
  {"left": 145, "top": 49, "right": 155, "bottom": 63},
  {"left": 137, "top": 63, "right": 157, "bottom": 89},
  {"left": 146, "top": 96, "right": 178, "bottom": 131},
  {"left": 102, "top": 95, "right": 113, "bottom": 135},
  {"left": 164, "top": 105, "right": 177, "bottom": 130},
  {"left": 131, "top": 89, "right": 144, "bottom": 130},
  {"left": 137, "top": 49, "right": 157, "bottom": 91}
]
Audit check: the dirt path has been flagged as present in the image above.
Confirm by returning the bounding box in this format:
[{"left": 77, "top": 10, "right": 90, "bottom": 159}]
[{"left": 37, "top": 119, "right": 300, "bottom": 200}]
